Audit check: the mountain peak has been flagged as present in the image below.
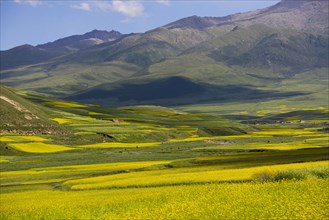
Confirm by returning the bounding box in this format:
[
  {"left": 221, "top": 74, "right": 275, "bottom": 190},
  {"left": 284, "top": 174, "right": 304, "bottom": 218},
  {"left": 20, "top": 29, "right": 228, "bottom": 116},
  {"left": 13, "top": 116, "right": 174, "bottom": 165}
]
[
  {"left": 165, "top": 0, "right": 328, "bottom": 34},
  {"left": 164, "top": 15, "right": 221, "bottom": 29},
  {"left": 82, "top": 29, "right": 122, "bottom": 41},
  {"left": 16, "top": 44, "right": 35, "bottom": 49},
  {"left": 36, "top": 29, "right": 123, "bottom": 52},
  {"left": 271, "top": 0, "right": 327, "bottom": 10}
]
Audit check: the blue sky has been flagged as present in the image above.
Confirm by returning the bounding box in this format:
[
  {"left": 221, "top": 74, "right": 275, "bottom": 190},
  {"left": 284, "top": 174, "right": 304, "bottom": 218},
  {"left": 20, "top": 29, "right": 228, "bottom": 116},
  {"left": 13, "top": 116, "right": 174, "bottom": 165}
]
[{"left": 0, "top": 0, "right": 279, "bottom": 50}]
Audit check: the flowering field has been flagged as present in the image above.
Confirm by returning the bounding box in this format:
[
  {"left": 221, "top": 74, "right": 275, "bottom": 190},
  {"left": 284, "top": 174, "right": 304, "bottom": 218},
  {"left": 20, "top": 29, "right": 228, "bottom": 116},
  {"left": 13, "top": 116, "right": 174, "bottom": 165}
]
[
  {"left": 7, "top": 142, "right": 75, "bottom": 153},
  {"left": 1, "top": 95, "right": 328, "bottom": 219},
  {"left": 64, "top": 161, "right": 328, "bottom": 190},
  {"left": 1, "top": 179, "right": 328, "bottom": 219}
]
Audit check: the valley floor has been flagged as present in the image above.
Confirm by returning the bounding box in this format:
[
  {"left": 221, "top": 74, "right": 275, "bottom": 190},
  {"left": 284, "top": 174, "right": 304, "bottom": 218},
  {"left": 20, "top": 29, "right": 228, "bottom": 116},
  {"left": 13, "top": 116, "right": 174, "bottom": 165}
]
[{"left": 0, "top": 95, "right": 328, "bottom": 219}]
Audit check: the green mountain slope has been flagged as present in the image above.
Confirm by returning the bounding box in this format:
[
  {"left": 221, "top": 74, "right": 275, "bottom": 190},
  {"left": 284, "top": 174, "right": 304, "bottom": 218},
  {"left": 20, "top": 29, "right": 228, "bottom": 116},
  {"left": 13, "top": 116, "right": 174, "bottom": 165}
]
[
  {"left": 208, "top": 28, "right": 328, "bottom": 74},
  {"left": 0, "top": 85, "right": 250, "bottom": 147},
  {"left": 0, "top": 85, "right": 69, "bottom": 135},
  {"left": 0, "top": 27, "right": 215, "bottom": 96},
  {"left": 0, "top": 44, "right": 64, "bottom": 71},
  {"left": 0, "top": 0, "right": 328, "bottom": 108},
  {"left": 143, "top": 25, "right": 328, "bottom": 77}
]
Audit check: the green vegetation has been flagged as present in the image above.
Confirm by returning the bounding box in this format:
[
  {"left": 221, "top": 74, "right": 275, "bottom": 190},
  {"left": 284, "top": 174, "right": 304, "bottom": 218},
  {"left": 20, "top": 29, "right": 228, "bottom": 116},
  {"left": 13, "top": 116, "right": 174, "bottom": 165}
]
[
  {"left": 0, "top": 86, "right": 70, "bottom": 135},
  {"left": 0, "top": 87, "right": 328, "bottom": 219},
  {"left": 253, "top": 166, "right": 329, "bottom": 182},
  {"left": 1, "top": 1, "right": 328, "bottom": 218}
]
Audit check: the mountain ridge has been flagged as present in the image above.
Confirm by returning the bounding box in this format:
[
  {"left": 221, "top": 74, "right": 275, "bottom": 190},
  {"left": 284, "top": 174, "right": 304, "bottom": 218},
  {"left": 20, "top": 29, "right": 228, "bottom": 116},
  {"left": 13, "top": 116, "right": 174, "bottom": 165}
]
[
  {"left": 164, "top": 0, "right": 328, "bottom": 34},
  {"left": 37, "top": 29, "right": 123, "bottom": 52},
  {"left": 0, "top": 29, "right": 123, "bottom": 70}
]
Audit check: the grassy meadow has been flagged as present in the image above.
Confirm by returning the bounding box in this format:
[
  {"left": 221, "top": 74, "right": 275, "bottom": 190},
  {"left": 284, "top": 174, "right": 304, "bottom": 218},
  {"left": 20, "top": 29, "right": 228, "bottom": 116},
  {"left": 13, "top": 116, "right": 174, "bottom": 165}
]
[{"left": 0, "top": 91, "right": 328, "bottom": 219}]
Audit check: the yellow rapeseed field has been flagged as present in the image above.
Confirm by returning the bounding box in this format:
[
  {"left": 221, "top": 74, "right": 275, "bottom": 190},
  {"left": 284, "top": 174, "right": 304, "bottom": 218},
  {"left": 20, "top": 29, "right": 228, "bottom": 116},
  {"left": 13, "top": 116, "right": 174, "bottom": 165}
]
[
  {"left": 65, "top": 161, "right": 328, "bottom": 190},
  {"left": 251, "top": 129, "right": 317, "bottom": 136},
  {"left": 1, "top": 160, "right": 170, "bottom": 185},
  {"left": 45, "top": 101, "right": 86, "bottom": 108},
  {"left": 245, "top": 142, "right": 324, "bottom": 150},
  {"left": 1, "top": 179, "right": 328, "bottom": 219},
  {"left": 0, "top": 135, "right": 48, "bottom": 143},
  {"left": 51, "top": 117, "right": 75, "bottom": 124},
  {"left": 88, "top": 111, "right": 102, "bottom": 115},
  {"left": 0, "top": 137, "right": 16, "bottom": 142},
  {"left": 82, "top": 142, "right": 162, "bottom": 148},
  {"left": 8, "top": 142, "right": 75, "bottom": 153}
]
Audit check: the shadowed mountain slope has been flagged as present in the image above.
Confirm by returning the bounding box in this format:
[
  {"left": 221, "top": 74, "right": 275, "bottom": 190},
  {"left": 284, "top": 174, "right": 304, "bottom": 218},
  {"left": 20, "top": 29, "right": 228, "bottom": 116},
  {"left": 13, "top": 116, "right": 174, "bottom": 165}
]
[
  {"left": 0, "top": 44, "right": 63, "bottom": 70},
  {"left": 66, "top": 76, "right": 304, "bottom": 106}
]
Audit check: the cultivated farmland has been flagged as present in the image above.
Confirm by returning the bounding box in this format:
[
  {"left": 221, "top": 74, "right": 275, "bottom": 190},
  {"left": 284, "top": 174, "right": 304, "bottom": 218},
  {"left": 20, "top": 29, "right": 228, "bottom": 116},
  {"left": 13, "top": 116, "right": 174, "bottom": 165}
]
[{"left": 0, "top": 86, "right": 328, "bottom": 219}]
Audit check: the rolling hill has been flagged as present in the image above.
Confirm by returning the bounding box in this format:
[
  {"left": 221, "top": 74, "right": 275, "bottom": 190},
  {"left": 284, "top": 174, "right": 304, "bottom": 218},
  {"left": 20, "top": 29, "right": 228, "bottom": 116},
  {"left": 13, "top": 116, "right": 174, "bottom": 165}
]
[{"left": 0, "top": 85, "right": 68, "bottom": 135}]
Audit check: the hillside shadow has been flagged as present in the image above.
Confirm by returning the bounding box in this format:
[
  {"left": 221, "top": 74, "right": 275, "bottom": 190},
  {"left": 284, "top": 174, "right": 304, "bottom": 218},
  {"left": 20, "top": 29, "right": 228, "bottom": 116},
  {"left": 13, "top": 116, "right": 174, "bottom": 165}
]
[{"left": 66, "top": 76, "right": 306, "bottom": 106}]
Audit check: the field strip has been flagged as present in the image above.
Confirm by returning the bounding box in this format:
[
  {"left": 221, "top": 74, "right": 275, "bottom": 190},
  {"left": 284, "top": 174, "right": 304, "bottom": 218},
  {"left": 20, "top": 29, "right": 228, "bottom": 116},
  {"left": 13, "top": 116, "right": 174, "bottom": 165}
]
[
  {"left": 64, "top": 160, "right": 329, "bottom": 190},
  {"left": 0, "top": 135, "right": 48, "bottom": 143},
  {"left": 1, "top": 179, "right": 328, "bottom": 219},
  {"left": 7, "top": 142, "right": 76, "bottom": 153},
  {"left": 82, "top": 142, "right": 162, "bottom": 148},
  {"left": 0, "top": 160, "right": 171, "bottom": 186}
]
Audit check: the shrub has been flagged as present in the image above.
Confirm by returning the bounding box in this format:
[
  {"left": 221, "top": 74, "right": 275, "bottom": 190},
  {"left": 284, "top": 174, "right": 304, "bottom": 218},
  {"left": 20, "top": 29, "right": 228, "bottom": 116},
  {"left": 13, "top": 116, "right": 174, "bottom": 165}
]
[
  {"left": 275, "top": 169, "right": 307, "bottom": 181},
  {"left": 253, "top": 166, "right": 329, "bottom": 182},
  {"left": 252, "top": 169, "right": 277, "bottom": 182}
]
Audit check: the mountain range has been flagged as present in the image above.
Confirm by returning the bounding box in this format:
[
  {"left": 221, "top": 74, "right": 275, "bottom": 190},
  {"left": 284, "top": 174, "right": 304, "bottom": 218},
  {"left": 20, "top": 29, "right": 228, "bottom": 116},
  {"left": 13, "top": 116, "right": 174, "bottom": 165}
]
[
  {"left": 0, "top": 29, "right": 123, "bottom": 70},
  {"left": 0, "top": 0, "right": 328, "bottom": 108}
]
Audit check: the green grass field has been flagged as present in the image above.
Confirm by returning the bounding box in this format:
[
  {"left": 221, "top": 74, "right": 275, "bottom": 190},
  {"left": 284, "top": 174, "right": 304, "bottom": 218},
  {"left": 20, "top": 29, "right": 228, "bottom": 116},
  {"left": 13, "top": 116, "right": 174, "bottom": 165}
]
[{"left": 0, "top": 88, "right": 328, "bottom": 219}]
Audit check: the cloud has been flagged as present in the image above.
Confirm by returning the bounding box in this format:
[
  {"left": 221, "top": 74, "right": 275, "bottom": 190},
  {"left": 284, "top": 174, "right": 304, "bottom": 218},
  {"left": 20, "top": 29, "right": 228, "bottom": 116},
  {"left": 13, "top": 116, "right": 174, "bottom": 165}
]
[
  {"left": 156, "top": 0, "right": 170, "bottom": 6},
  {"left": 70, "top": 1, "right": 144, "bottom": 18},
  {"left": 72, "top": 2, "right": 91, "bottom": 11},
  {"left": 111, "top": 0, "right": 144, "bottom": 17},
  {"left": 14, "top": 0, "right": 42, "bottom": 7},
  {"left": 91, "top": 0, "right": 112, "bottom": 11}
]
